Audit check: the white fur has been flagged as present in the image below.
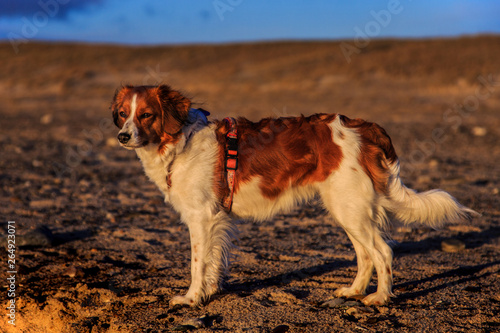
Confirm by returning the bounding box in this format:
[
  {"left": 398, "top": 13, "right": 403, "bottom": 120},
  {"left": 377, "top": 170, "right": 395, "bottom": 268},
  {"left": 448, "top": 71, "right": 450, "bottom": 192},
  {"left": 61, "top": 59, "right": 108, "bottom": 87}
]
[
  {"left": 119, "top": 94, "right": 143, "bottom": 149},
  {"left": 135, "top": 145, "right": 173, "bottom": 197},
  {"left": 123, "top": 113, "right": 475, "bottom": 307},
  {"left": 319, "top": 118, "right": 394, "bottom": 304},
  {"left": 132, "top": 124, "right": 237, "bottom": 305},
  {"left": 381, "top": 161, "right": 478, "bottom": 227},
  {"left": 232, "top": 178, "right": 317, "bottom": 221}
]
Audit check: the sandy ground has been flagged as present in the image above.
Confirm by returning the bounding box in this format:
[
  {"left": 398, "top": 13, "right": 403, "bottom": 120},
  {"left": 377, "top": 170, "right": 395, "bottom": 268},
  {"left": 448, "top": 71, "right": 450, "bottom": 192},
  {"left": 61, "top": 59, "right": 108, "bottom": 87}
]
[{"left": 0, "top": 37, "right": 499, "bottom": 332}]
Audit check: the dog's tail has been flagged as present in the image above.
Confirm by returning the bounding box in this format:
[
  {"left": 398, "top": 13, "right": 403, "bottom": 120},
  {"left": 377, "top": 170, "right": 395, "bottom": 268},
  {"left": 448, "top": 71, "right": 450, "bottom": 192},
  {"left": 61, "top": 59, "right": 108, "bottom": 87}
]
[
  {"left": 340, "top": 114, "right": 478, "bottom": 228},
  {"left": 380, "top": 160, "right": 478, "bottom": 228}
]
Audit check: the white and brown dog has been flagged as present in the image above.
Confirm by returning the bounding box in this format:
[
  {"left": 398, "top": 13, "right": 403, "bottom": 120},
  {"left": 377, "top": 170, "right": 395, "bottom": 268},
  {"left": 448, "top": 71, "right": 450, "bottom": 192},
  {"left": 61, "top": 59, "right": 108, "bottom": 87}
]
[{"left": 111, "top": 84, "right": 476, "bottom": 307}]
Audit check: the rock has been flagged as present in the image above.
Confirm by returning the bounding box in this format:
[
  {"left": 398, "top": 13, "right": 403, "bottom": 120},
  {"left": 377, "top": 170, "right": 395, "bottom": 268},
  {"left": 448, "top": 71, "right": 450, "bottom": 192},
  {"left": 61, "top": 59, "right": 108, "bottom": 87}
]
[
  {"left": 97, "top": 153, "right": 108, "bottom": 162},
  {"left": 9, "top": 197, "right": 22, "bottom": 204},
  {"left": 358, "top": 306, "right": 375, "bottom": 314},
  {"left": 106, "top": 212, "right": 116, "bottom": 223},
  {"left": 278, "top": 254, "right": 301, "bottom": 262},
  {"left": 172, "top": 324, "right": 196, "bottom": 331},
  {"left": 268, "top": 254, "right": 280, "bottom": 261},
  {"left": 343, "top": 300, "right": 362, "bottom": 307},
  {"left": 364, "top": 316, "right": 379, "bottom": 325},
  {"left": 106, "top": 137, "right": 119, "bottom": 147},
  {"left": 448, "top": 225, "right": 481, "bottom": 233},
  {"left": 463, "top": 286, "right": 481, "bottom": 292},
  {"left": 416, "top": 175, "right": 432, "bottom": 184},
  {"left": 378, "top": 306, "right": 390, "bottom": 315},
  {"left": 18, "top": 225, "right": 53, "bottom": 247},
  {"left": 40, "top": 114, "right": 53, "bottom": 125},
  {"left": 428, "top": 159, "right": 439, "bottom": 168},
  {"left": 180, "top": 318, "right": 204, "bottom": 329},
  {"left": 346, "top": 307, "right": 359, "bottom": 316},
  {"left": 29, "top": 198, "right": 66, "bottom": 210},
  {"left": 173, "top": 314, "right": 222, "bottom": 331},
  {"left": 270, "top": 325, "right": 289, "bottom": 333},
  {"left": 441, "top": 239, "right": 466, "bottom": 253},
  {"left": 29, "top": 199, "right": 57, "bottom": 209},
  {"left": 471, "top": 126, "right": 487, "bottom": 137},
  {"left": 321, "top": 298, "right": 345, "bottom": 308},
  {"left": 63, "top": 266, "right": 77, "bottom": 278}
]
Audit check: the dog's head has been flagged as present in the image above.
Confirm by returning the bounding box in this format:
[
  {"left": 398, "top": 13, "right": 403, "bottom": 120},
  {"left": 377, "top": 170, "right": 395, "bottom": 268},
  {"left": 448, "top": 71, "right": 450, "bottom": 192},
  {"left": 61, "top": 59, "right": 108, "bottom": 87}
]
[{"left": 111, "top": 85, "right": 191, "bottom": 149}]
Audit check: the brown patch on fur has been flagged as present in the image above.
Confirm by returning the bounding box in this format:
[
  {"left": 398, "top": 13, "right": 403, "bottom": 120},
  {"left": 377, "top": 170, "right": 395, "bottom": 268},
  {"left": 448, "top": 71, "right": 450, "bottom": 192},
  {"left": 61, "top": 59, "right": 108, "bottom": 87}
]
[
  {"left": 156, "top": 85, "right": 191, "bottom": 135},
  {"left": 340, "top": 115, "right": 398, "bottom": 194},
  {"left": 215, "top": 113, "right": 342, "bottom": 200}
]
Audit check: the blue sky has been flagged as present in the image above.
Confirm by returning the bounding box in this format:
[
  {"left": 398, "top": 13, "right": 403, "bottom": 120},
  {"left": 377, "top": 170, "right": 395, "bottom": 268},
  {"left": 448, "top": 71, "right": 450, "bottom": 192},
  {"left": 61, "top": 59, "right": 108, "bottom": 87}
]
[{"left": 0, "top": 0, "right": 499, "bottom": 45}]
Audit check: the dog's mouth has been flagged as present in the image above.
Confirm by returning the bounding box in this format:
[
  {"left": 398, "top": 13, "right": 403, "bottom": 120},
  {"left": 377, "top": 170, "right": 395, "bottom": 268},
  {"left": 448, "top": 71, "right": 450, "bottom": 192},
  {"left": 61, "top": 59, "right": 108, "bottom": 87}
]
[
  {"left": 119, "top": 140, "right": 149, "bottom": 150},
  {"left": 117, "top": 134, "right": 149, "bottom": 150}
]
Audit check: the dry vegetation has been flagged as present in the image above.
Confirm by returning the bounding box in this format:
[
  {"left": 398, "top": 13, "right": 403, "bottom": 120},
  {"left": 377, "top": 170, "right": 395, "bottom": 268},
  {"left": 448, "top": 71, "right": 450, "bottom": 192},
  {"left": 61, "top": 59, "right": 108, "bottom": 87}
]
[{"left": 1, "top": 36, "right": 499, "bottom": 332}]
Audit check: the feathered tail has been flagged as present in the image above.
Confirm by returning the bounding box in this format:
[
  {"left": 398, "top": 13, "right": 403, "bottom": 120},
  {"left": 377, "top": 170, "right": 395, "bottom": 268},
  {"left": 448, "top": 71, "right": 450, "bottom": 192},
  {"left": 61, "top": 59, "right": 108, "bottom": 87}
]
[
  {"left": 339, "top": 114, "right": 478, "bottom": 227},
  {"left": 381, "top": 161, "right": 479, "bottom": 228}
]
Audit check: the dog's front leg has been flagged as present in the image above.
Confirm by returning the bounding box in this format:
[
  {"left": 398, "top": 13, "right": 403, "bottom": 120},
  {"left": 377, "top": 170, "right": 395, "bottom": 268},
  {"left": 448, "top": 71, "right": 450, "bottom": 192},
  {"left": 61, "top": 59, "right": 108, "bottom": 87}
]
[
  {"left": 170, "top": 217, "right": 208, "bottom": 307},
  {"left": 170, "top": 211, "right": 236, "bottom": 307}
]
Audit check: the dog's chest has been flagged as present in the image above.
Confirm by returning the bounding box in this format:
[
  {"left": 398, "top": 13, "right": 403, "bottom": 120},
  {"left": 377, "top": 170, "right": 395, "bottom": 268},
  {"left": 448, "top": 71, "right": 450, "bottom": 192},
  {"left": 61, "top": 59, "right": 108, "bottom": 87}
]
[{"left": 135, "top": 147, "right": 171, "bottom": 196}]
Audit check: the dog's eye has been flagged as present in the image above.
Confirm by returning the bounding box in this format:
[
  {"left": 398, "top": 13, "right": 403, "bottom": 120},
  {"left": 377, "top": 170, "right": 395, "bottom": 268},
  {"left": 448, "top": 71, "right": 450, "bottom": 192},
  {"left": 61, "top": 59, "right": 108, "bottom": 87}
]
[
  {"left": 119, "top": 111, "right": 127, "bottom": 118},
  {"left": 141, "top": 113, "right": 152, "bottom": 119}
]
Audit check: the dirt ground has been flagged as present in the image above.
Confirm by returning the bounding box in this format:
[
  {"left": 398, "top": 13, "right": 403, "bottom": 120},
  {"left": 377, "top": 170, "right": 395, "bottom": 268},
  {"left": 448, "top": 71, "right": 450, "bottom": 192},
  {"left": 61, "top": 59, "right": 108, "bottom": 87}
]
[{"left": 1, "top": 36, "right": 499, "bottom": 332}]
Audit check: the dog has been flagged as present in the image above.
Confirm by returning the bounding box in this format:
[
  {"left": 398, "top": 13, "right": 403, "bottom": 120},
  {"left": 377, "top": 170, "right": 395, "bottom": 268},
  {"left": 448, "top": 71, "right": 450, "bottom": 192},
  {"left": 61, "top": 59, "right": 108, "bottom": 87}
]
[{"left": 111, "top": 84, "right": 476, "bottom": 306}]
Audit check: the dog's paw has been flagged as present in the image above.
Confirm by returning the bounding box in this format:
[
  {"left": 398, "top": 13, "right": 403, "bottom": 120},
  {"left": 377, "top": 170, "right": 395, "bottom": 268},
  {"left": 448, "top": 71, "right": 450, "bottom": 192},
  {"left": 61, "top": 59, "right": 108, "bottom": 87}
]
[
  {"left": 334, "top": 286, "right": 365, "bottom": 298},
  {"left": 362, "top": 292, "right": 389, "bottom": 306},
  {"left": 170, "top": 295, "right": 200, "bottom": 307}
]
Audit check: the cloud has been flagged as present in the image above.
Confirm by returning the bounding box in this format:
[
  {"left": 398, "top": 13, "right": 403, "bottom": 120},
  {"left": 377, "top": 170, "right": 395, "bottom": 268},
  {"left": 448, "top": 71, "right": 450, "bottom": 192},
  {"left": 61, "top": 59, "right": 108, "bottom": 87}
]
[{"left": 0, "top": 0, "right": 104, "bottom": 19}]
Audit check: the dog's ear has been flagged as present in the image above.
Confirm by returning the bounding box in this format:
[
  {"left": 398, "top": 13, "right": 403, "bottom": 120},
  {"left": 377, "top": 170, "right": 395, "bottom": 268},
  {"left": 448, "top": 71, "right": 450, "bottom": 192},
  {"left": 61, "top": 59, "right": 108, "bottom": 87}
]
[
  {"left": 156, "top": 85, "right": 191, "bottom": 134},
  {"left": 111, "top": 88, "right": 121, "bottom": 127},
  {"left": 111, "top": 86, "right": 132, "bottom": 128}
]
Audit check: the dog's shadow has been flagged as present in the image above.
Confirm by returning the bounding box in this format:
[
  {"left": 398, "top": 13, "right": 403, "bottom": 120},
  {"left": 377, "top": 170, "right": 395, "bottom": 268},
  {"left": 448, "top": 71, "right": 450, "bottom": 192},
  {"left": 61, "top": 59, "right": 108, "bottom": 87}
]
[
  {"left": 395, "top": 225, "right": 500, "bottom": 254},
  {"left": 226, "top": 259, "right": 499, "bottom": 305},
  {"left": 225, "top": 225, "right": 499, "bottom": 303},
  {"left": 227, "top": 259, "right": 353, "bottom": 297},
  {"left": 394, "top": 260, "right": 499, "bottom": 302}
]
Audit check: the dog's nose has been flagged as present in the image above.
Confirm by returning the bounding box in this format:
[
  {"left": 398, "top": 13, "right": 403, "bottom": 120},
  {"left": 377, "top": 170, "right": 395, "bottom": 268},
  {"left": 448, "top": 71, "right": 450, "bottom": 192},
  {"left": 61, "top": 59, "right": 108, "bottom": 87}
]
[{"left": 118, "top": 133, "right": 131, "bottom": 144}]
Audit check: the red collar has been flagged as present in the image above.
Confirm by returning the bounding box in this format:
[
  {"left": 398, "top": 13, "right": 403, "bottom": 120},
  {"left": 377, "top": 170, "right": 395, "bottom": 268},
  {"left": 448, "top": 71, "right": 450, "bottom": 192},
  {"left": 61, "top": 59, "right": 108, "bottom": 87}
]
[{"left": 222, "top": 117, "right": 238, "bottom": 212}]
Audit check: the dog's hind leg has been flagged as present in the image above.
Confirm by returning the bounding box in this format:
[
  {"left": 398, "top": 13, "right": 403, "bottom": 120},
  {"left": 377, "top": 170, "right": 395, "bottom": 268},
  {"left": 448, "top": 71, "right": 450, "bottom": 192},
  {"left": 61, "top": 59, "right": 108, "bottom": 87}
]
[
  {"left": 325, "top": 196, "right": 394, "bottom": 305},
  {"left": 334, "top": 234, "right": 374, "bottom": 297},
  {"left": 320, "top": 169, "right": 394, "bottom": 305}
]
